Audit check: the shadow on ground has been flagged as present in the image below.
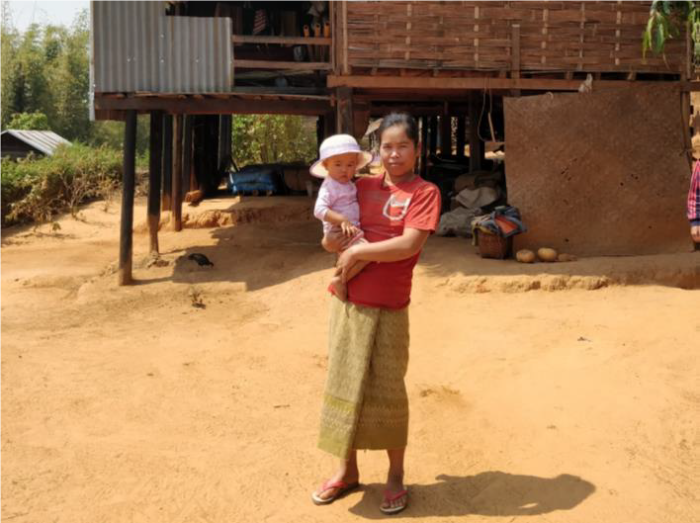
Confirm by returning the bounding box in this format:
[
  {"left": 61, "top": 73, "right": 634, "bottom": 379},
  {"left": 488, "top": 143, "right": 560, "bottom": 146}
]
[{"left": 348, "top": 471, "right": 596, "bottom": 519}]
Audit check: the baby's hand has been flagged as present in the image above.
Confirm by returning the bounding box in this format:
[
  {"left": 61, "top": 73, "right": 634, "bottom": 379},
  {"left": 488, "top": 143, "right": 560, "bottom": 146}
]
[{"left": 340, "top": 220, "right": 359, "bottom": 237}]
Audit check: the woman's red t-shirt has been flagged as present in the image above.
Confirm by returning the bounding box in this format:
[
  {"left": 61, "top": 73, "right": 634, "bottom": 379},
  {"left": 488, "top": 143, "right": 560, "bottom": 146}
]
[{"left": 347, "top": 174, "right": 441, "bottom": 310}]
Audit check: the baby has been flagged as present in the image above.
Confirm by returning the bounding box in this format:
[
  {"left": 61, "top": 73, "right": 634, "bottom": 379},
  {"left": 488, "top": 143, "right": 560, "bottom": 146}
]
[{"left": 311, "top": 134, "right": 372, "bottom": 300}]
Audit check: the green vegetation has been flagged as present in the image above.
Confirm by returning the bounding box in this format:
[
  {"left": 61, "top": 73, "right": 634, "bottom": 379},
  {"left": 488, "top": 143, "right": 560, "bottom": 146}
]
[
  {"left": 232, "top": 114, "right": 317, "bottom": 166},
  {"left": 643, "top": 1, "right": 700, "bottom": 60},
  {"left": 1, "top": 144, "right": 122, "bottom": 225}
]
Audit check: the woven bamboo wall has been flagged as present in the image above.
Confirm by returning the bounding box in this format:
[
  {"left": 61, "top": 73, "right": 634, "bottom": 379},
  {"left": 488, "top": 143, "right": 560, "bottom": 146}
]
[{"left": 345, "top": 1, "right": 686, "bottom": 73}]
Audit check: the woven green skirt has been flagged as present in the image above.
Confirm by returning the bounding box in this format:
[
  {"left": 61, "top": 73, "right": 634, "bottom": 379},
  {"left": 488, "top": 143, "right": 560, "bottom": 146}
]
[{"left": 318, "top": 297, "right": 410, "bottom": 459}]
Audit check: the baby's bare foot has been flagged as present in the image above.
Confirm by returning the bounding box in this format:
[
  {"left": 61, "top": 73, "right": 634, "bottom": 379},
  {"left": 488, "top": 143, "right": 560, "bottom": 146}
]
[{"left": 330, "top": 275, "right": 347, "bottom": 301}]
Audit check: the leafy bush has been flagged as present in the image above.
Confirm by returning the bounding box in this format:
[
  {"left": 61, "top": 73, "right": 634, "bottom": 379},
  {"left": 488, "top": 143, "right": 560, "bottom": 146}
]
[{"left": 1, "top": 143, "right": 122, "bottom": 226}]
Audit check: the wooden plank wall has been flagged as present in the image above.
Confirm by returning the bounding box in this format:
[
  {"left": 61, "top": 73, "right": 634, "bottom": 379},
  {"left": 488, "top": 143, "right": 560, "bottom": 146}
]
[{"left": 345, "top": 1, "right": 685, "bottom": 74}]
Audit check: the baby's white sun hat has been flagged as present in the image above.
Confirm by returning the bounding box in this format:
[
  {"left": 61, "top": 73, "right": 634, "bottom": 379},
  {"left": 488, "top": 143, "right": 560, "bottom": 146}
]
[{"left": 310, "top": 134, "right": 373, "bottom": 178}]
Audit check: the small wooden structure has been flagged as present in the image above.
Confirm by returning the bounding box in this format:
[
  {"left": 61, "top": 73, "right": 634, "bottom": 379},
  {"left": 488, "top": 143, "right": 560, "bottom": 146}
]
[
  {"left": 1, "top": 130, "right": 71, "bottom": 160},
  {"left": 90, "top": 1, "right": 696, "bottom": 283}
]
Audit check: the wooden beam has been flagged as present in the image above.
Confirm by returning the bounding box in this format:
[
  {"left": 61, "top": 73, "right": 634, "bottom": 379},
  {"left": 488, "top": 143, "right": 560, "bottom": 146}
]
[
  {"left": 183, "top": 115, "right": 194, "bottom": 193},
  {"left": 148, "top": 111, "right": 163, "bottom": 255},
  {"left": 440, "top": 114, "right": 452, "bottom": 156},
  {"left": 511, "top": 23, "right": 521, "bottom": 97},
  {"left": 161, "top": 115, "right": 173, "bottom": 212},
  {"left": 118, "top": 110, "right": 137, "bottom": 286},
  {"left": 171, "top": 115, "right": 183, "bottom": 232},
  {"left": 328, "top": 75, "right": 683, "bottom": 92},
  {"left": 323, "top": 111, "right": 336, "bottom": 139},
  {"left": 456, "top": 116, "right": 466, "bottom": 158},
  {"left": 342, "top": 1, "right": 349, "bottom": 75},
  {"left": 353, "top": 102, "right": 370, "bottom": 141},
  {"left": 232, "top": 35, "right": 331, "bottom": 46},
  {"left": 420, "top": 116, "right": 429, "bottom": 176},
  {"left": 429, "top": 116, "right": 438, "bottom": 157},
  {"left": 469, "top": 94, "right": 483, "bottom": 172},
  {"left": 336, "top": 86, "right": 353, "bottom": 135},
  {"left": 234, "top": 60, "right": 331, "bottom": 70},
  {"left": 94, "top": 95, "right": 330, "bottom": 116}
]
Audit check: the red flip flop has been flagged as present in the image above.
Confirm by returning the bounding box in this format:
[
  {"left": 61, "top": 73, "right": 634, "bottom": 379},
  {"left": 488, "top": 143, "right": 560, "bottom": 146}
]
[
  {"left": 380, "top": 488, "right": 408, "bottom": 514},
  {"left": 311, "top": 479, "right": 360, "bottom": 505}
]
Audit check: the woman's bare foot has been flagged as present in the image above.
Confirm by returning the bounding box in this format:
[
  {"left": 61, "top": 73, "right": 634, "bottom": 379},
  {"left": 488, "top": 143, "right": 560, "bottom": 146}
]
[{"left": 330, "top": 275, "right": 347, "bottom": 301}]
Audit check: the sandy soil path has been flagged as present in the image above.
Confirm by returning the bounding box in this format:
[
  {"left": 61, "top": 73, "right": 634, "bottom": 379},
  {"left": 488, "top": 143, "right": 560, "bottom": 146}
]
[{"left": 2, "top": 197, "right": 698, "bottom": 523}]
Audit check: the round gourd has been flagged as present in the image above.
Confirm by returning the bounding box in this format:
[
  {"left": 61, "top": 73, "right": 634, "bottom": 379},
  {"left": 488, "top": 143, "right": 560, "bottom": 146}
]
[
  {"left": 537, "top": 247, "right": 558, "bottom": 262},
  {"left": 516, "top": 249, "right": 536, "bottom": 263}
]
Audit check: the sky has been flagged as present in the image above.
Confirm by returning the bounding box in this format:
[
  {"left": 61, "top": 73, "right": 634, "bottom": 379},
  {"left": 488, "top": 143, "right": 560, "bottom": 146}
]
[{"left": 5, "top": 1, "right": 90, "bottom": 32}]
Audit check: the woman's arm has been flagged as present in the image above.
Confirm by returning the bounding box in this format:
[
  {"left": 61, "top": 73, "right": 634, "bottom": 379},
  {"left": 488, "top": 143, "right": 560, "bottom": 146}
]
[{"left": 336, "top": 228, "right": 430, "bottom": 280}]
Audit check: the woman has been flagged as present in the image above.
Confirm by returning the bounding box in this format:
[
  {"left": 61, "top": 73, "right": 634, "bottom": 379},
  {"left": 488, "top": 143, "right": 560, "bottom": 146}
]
[{"left": 312, "top": 113, "right": 441, "bottom": 514}]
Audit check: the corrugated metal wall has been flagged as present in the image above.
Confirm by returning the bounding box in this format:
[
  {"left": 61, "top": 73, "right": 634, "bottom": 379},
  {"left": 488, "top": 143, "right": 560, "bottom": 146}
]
[{"left": 91, "top": 1, "right": 232, "bottom": 93}]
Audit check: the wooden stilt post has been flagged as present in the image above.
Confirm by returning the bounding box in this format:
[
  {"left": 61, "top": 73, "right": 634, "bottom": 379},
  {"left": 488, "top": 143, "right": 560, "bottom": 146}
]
[
  {"left": 323, "top": 111, "right": 336, "bottom": 138},
  {"left": 118, "top": 110, "right": 137, "bottom": 286},
  {"left": 469, "top": 93, "right": 484, "bottom": 171},
  {"left": 456, "top": 116, "right": 466, "bottom": 158},
  {"left": 171, "top": 114, "right": 183, "bottom": 231},
  {"left": 161, "top": 114, "right": 173, "bottom": 211},
  {"left": 429, "top": 116, "right": 438, "bottom": 157},
  {"left": 148, "top": 111, "right": 163, "bottom": 254},
  {"left": 420, "top": 116, "right": 429, "bottom": 177},
  {"left": 336, "top": 86, "right": 353, "bottom": 135},
  {"left": 218, "top": 115, "right": 232, "bottom": 174},
  {"left": 440, "top": 114, "right": 452, "bottom": 156},
  {"left": 317, "top": 115, "right": 325, "bottom": 147},
  {"left": 183, "top": 115, "right": 194, "bottom": 193}
]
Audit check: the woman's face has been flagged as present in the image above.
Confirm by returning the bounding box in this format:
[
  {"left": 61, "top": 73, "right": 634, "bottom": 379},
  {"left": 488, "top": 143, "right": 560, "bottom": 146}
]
[{"left": 379, "top": 125, "right": 418, "bottom": 181}]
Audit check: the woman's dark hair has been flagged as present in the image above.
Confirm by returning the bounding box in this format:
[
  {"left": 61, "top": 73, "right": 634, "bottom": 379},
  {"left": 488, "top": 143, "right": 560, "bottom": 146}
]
[{"left": 377, "top": 112, "right": 419, "bottom": 147}]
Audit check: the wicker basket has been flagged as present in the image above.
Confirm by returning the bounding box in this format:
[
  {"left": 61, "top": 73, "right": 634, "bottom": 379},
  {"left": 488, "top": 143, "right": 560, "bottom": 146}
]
[{"left": 476, "top": 231, "right": 513, "bottom": 259}]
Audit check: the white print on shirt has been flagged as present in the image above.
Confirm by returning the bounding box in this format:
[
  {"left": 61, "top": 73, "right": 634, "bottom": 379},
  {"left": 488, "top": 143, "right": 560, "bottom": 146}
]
[{"left": 382, "top": 195, "right": 412, "bottom": 221}]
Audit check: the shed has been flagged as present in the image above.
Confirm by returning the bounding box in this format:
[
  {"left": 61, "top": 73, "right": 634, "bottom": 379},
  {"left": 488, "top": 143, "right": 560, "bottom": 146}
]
[{"left": 1, "top": 130, "right": 72, "bottom": 160}]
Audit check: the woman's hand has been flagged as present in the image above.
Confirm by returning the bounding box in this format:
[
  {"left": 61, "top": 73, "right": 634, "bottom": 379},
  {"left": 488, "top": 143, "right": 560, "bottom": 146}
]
[{"left": 337, "top": 245, "right": 360, "bottom": 282}]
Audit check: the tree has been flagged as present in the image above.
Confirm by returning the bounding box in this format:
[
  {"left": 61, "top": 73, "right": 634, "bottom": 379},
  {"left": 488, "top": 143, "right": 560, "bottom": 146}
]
[
  {"left": 643, "top": 1, "right": 700, "bottom": 61},
  {"left": 232, "top": 114, "right": 317, "bottom": 166},
  {"left": 7, "top": 112, "right": 50, "bottom": 130}
]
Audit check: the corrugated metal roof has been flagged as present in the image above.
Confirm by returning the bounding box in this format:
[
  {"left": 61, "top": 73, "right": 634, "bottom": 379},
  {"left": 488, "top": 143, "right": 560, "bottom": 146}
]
[
  {"left": 90, "top": 1, "right": 233, "bottom": 94},
  {"left": 1, "top": 130, "right": 72, "bottom": 156}
]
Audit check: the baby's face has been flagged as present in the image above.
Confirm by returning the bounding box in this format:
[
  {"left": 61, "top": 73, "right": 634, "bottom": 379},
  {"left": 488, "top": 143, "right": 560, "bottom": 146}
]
[{"left": 324, "top": 153, "right": 359, "bottom": 184}]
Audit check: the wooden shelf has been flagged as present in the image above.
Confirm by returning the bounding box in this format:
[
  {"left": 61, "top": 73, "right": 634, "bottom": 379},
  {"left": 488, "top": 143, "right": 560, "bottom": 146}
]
[
  {"left": 234, "top": 60, "right": 331, "bottom": 71},
  {"left": 232, "top": 35, "right": 331, "bottom": 46}
]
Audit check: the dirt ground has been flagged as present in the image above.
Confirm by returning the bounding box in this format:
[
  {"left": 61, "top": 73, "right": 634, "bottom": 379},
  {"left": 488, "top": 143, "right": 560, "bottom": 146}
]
[{"left": 1, "top": 196, "right": 698, "bottom": 523}]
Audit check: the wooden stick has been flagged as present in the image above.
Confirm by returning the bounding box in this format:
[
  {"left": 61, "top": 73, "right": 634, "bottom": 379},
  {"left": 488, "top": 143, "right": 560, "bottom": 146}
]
[
  {"left": 118, "top": 110, "right": 137, "bottom": 286},
  {"left": 147, "top": 111, "right": 163, "bottom": 254}
]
